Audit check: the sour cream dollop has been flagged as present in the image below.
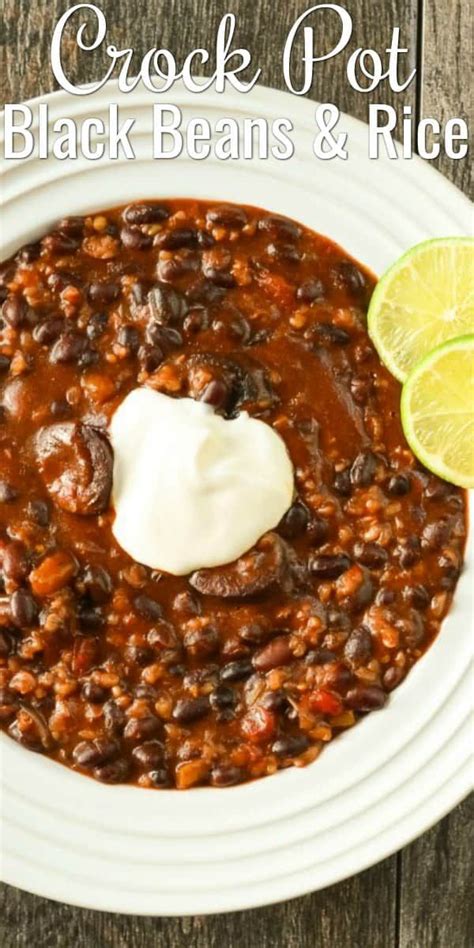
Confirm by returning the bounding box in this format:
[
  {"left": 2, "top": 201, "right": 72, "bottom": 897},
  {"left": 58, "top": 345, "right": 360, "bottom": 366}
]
[{"left": 110, "top": 388, "right": 294, "bottom": 576}]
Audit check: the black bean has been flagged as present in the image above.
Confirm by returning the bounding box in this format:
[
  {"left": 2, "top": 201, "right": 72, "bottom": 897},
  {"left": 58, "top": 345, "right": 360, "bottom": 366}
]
[
  {"left": 10, "top": 589, "right": 38, "bottom": 627},
  {"left": 206, "top": 205, "right": 248, "bottom": 228},
  {"left": 396, "top": 536, "right": 421, "bottom": 569},
  {"left": 183, "top": 625, "right": 219, "bottom": 657},
  {"left": 375, "top": 587, "right": 396, "bottom": 606},
  {"left": 316, "top": 659, "right": 353, "bottom": 694},
  {"left": 78, "top": 348, "right": 99, "bottom": 369},
  {"left": 272, "top": 734, "right": 310, "bottom": 757},
  {"left": 403, "top": 584, "right": 431, "bottom": 609},
  {"left": 47, "top": 270, "right": 83, "bottom": 293},
  {"left": 333, "top": 468, "right": 352, "bottom": 496},
  {"left": 238, "top": 623, "right": 267, "bottom": 645},
  {"left": 3, "top": 541, "right": 29, "bottom": 584},
  {"left": 117, "top": 325, "right": 140, "bottom": 353},
  {"left": 258, "top": 215, "right": 301, "bottom": 240},
  {"left": 210, "top": 765, "right": 244, "bottom": 787},
  {"left": 308, "top": 515, "right": 330, "bottom": 547},
  {"left": 123, "top": 203, "right": 169, "bottom": 225},
  {"left": 86, "top": 312, "right": 109, "bottom": 340},
  {"left": 186, "top": 278, "right": 226, "bottom": 306},
  {"left": 134, "top": 594, "right": 163, "bottom": 621},
  {"left": 94, "top": 758, "right": 130, "bottom": 783},
  {"left": 81, "top": 681, "right": 107, "bottom": 703},
  {"left": 386, "top": 473, "right": 411, "bottom": 496},
  {"left": 399, "top": 609, "right": 425, "bottom": 648},
  {"left": 146, "top": 626, "right": 177, "bottom": 659},
  {"left": 125, "top": 645, "right": 152, "bottom": 667},
  {"left": 16, "top": 242, "right": 41, "bottom": 263},
  {"left": 204, "top": 268, "right": 236, "bottom": 288},
  {"left": 173, "top": 590, "right": 200, "bottom": 616},
  {"left": 33, "top": 318, "right": 65, "bottom": 346},
  {"left": 147, "top": 283, "right": 188, "bottom": 324},
  {"left": 57, "top": 216, "right": 86, "bottom": 237},
  {"left": 78, "top": 603, "right": 104, "bottom": 630},
  {"left": 383, "top": 666, "right": 405, "bottom": 691},
  {"left": 50, "top": 332, "right": 88, "bottom": 365},
  {"left": 336, "top": 260, "right": 367, "bottom": 298},
  {"left": 123, "top": 715, "right": 161, "bottom": 741},
  {"left": 309, "top": 553, "right": 351, "bottom": 579},
  {"left": 266, "top": 242, "right": 302, "bottom": 264},
  {"left": 350, "top": 451, "right": 377, "bottom": 487},
  {"left": 73, "top": 737, "right": 119, "bottom": 768},
  {"left": 200, "top": 379, "right": 229, "bottom": 409},
  {"left": 103, "top": 700, "right": 126, "bottom": 736},
  {"left": 260, "top": 689, "right": 290, "bottom": 712},
  {"left": 2, "top": 297, "right": 29, "bottom": 328},
  {"left": 220, "top": 660, "right": 253, "bottom": 683},
  {"left": 149, "top": 768, "right": 171, "bottom": 787},
  {"left": 421, "top": 521, "right": 451, "bottom": 552},
  {"left": 120, "top": 227, "right": 152, "bottom": 250},
  {"left": 157, "top": 252, "right": 199, "bottom": 282},
  {"left": 0, "top": 629, "right": 14, "bottom": 658},
  {"left": 344, "top": 626, "right": 373, "bottom": 665},
  {"left": 88, "top": 283, "right": 121, "bottom": 305},
  {"left": 253, "top": 635, "right": 293, "bottom": 672},
  {"left": 172, "top": 695, "right": 210, "bottom": 724},
  {"left": 0, "top": 355, "right": 11, "bottom": 373},
  {"left": 154, "top": 228, "right": 198, "bottom": 250},
  {"left": 304, "top": 648, "right": 337, "bottom": 665},
  {"left": 43, "top": 233, "right": 80, "bottom": 254},
  {"left": 209, "top": 686, "right": 236, "bottom": 711},
  {"left": 183, "top": 309, "right": 210, "bottom": 334},
  {"left": 138, "top": 345, "right": 165, "bottom": 373},
  {"left": 8, "top": 718, "right": 44, "bottom": 752},
  {"left": 345, "top": 685, "right": 387, "bottom": 711},
  {"left": 79, "top": 565, "right": 113, "bottom": 603},
  {"left": 278, "top": 502, "right": 309, "bottom": 539},
  {"left": 132, "top": 740, "right": 165, "bottom": 768},
  {"left": 353, "top": 541, "right": 388, "bottom": 569},
  {"left": 313, "top": 323, "right": 351, "bottom": 346},
  {"left": 424, "top": 478, "right": 451, "bottom": 502},
  {"left": 296, "top": 279, "right": 325, "bottom": 302}
]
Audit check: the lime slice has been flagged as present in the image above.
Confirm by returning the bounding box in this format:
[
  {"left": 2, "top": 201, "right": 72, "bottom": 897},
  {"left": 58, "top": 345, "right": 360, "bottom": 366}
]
[
  {"left": 401, "top": 334, "right": 474, "bottom": 488},
  {"left": 368, "top": 237, "right": 474, "bottom": 382}
]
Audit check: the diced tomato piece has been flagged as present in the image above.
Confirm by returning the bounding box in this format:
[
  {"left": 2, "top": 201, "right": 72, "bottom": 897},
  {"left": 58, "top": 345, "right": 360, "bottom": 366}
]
[
  {"left": 240, "top": 706, "right": 277, "bottom": 744},
  {"left": 308, "top": 689, "right": 343, "bottom": 717}
]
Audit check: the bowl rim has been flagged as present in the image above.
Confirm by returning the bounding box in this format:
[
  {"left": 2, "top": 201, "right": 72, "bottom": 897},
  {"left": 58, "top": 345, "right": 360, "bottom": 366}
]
[{"left": 1, "top": 79, "right": 473, "bottom": 915}]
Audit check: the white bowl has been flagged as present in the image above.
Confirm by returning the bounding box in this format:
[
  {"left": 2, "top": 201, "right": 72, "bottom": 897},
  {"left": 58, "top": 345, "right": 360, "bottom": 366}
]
[{"left": 1, "top": 82, "right": 473, "bottom": 915}]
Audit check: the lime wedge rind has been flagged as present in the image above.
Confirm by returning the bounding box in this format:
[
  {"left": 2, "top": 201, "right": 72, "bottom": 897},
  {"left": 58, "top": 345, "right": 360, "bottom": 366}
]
[
  {"left": 368, "top": 236, "right": 474, "bottom": 383},
  {"left": 401, "top": 334, "right": 474, "bottom": 489}
]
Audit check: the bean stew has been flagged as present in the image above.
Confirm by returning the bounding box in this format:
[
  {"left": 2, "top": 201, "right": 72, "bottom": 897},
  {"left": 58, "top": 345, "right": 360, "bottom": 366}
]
[{"left": 0, "top": 200, "right": 467, "bottom": 789}]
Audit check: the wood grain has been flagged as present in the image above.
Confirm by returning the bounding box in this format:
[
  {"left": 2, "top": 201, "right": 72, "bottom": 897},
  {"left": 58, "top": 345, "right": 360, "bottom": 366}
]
[
  {"left": 1, "top": 857, "right": 397, "bottom": 948},
  {"left": 399, "top": 795, "right": 474, "bottom": 948},
  {"left": 1, "top": 1, "right": 472, "bottom": 946},
  {"left": 420, "top": 0, "right": 473, "bottom": 195}
]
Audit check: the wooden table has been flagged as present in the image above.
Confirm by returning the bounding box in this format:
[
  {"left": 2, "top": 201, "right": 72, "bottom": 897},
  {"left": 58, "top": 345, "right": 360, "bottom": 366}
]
[{"left": 1, "top": 2, "right": 472, "bottom": 945}]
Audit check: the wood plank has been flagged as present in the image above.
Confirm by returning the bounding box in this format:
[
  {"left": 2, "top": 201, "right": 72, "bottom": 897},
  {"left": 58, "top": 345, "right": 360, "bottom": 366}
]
[
  {"left": 2, "top": 0, "right": 418, "bottom": 119},
  {"left": 420, "top": 0, "right": 473, "bottom": 195},
  {"left": 399, "top": 3, "right": 473, "bottom": 943},
  {"left": 1, "top": 856, "right": 397, "bottom": 948},
  {"left": 399, "top": 795, "right": 474, "bottom": 948}
]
